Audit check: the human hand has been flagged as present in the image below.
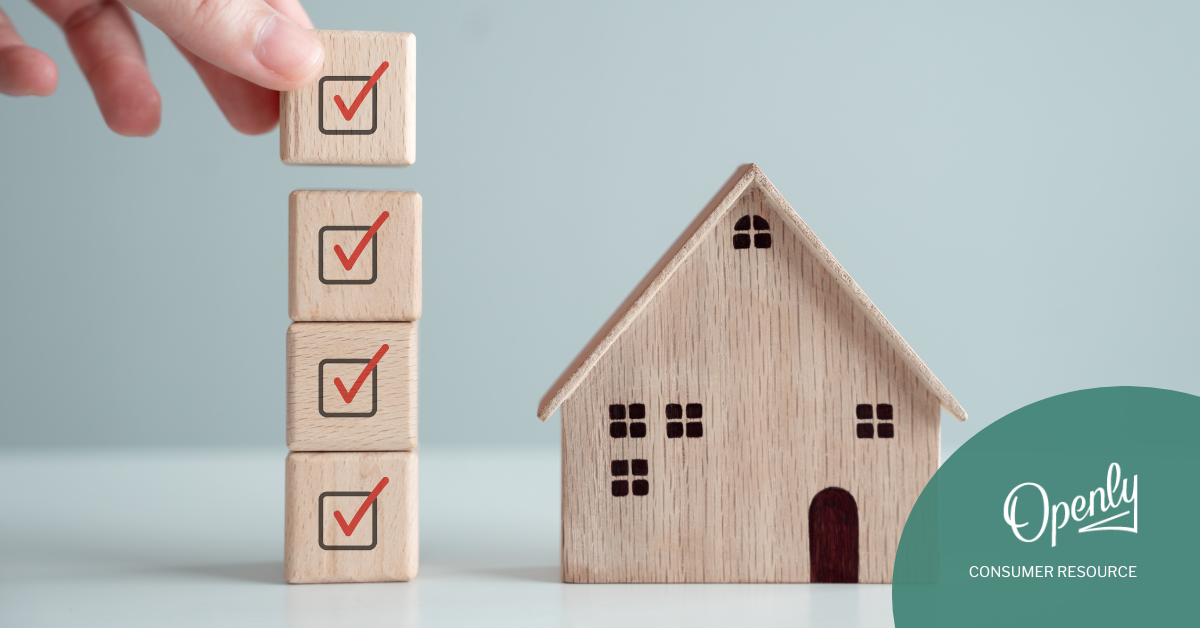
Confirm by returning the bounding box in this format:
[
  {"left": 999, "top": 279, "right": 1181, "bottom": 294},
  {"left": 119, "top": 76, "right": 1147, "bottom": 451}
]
[{"left": 0, "top": 0, "right": 324, "bottom": 136}]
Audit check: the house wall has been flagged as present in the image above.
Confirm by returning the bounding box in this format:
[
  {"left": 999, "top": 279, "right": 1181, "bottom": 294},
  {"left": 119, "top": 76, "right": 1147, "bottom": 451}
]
[{"left": 561, "top": 185, "right": 941, "bottom": 583}]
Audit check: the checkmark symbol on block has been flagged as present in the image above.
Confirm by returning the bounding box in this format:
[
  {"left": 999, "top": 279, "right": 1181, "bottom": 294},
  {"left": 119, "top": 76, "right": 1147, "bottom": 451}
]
[
  {"left": 333, "top": 61, "right": 389, "bottom": 121},
  {"left": 334, "top": 344, "right": 389, "bottom": 404},
  {"left": 333, "top": 211, "right": 390, "bottom": 271},
  {"left": 333, "top": 477, "right": 389, "bottom": 536}
]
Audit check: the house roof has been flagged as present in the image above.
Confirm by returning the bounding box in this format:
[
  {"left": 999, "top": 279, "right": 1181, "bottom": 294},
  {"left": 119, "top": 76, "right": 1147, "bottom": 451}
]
[{"left": 537, "top": 164, "right": 968, "bottom": 423}]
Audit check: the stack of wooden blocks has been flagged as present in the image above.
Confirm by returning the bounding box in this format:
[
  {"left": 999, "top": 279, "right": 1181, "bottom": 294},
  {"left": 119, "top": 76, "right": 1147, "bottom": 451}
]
[{"left": 278, "top": 31, "right": 419, "bottom": 584}]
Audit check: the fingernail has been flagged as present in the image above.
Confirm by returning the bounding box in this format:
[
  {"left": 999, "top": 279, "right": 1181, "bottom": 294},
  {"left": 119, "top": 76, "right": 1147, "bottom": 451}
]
[{"left": 254, "top": 15, "right": 323, "bottom": 80}]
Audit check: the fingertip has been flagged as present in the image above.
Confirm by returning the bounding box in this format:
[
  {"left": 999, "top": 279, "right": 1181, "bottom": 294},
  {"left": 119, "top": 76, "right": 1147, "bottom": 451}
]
[
  {"left": 90, "top": 56, "right": 161, "bottom": 137},
  {"left": 176, "top": 46, "right": 280, "bottom": 135},
  {"left": 0, "top": 46, "right": 59, "bottom": 97},
  {"left": 226, "top": 89, "right": 279, "bottom": 135}
]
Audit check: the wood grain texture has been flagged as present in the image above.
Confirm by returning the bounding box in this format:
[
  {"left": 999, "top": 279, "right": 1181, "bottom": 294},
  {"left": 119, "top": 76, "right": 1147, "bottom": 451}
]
[
  {"left": 289, "top": 191, "right": 421, "bottom": 322},
  {"left": 287, "top": 323, "right": 417, "bottom": 451},
  {"left": 285, "top": 451, "right": 418, "bottom": 583},
  {"left": 538, "top": 164, "right": 966, "bottom": 423},
  {"left": 280, "top": 30, "right": 415, "bottom": 165},
  {"left": 560, "top": 185, "right": 941, "bottom": 583}
]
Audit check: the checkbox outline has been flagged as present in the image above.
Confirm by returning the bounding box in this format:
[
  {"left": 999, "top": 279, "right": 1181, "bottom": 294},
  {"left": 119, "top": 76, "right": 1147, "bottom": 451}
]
[
  {"left": 317, "top": 491, "right": 378, "bottom": 550},
  {"left": 318, "top": 75, "right": 378, "bottom": 135},
  {"left": 318, "top": 226, "right": 378, "bottom": 285},
  {"left": 317, "top": 359, "right": 378, "bottom": 417}
]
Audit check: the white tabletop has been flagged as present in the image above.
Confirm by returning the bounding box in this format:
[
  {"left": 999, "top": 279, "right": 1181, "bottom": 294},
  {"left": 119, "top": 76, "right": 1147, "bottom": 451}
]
[{"left": 0, "top": 448, "right": 893, "bottom": 627}]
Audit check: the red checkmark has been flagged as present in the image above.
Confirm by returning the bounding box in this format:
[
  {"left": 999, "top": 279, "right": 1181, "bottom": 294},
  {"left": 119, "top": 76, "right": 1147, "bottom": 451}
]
[
  {"left": 333, "top": 476, "right": 389, "bottom": 536},
  {"left": 334, "top": 344, "right": 389, "bottom": 404},
  {"left": 333, "top": 61, "right": 389, "bottom": 121},
  {"left": 333, "top": 211, "right": 390, "bottom": 271}
]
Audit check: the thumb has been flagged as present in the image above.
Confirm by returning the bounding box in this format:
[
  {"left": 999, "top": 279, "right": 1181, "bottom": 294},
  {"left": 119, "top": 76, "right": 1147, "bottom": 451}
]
[{"left": 121, "top": 0, "right": 323, "bottom": 91}]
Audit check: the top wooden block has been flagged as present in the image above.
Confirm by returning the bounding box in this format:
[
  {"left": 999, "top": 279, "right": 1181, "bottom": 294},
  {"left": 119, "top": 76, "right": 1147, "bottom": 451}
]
[{"left": 281, "top": 30, "right": 415, "bottom": 165}]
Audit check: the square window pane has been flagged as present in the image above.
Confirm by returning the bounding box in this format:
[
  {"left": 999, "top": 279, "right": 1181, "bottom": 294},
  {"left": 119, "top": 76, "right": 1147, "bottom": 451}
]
[
  {"left": 612, "top": 480, "right": 629, "bottom": 497},
  {"left": 610, "top": 422, "right": 627, "bottom": 438},
  {"left": 733, "top": 234, "right": 751, "bottom": 249},
  {"left": 754, "top": 233, "right": 772, "bottom": 249},
  {"left": 630, "top": 422, "right": 647, "bottom": 438},
  {"left": 632, "top": 480, "right": 649, "bottom": 496},
  {"left": 666, "top": 422, "right": 684, "bottom": 438},
  {"left": 629, "top": 403, "right": 646, "bottom": 419},
  {"left": 877, "top": 404, "right": 893, "bottom": 420},
  {"left": 665, "top": 404, "right": 683, "bottom": 419},
  {"left": 686, "top": 422, "right": 703, "bottom": 438},
  {"left": 686, "top": 403, "right": 703, "bottom": 418},
  {"left": 878, "top": 423, "right": 895, "bottom": 438},
  {"left": 631, "top": 459, "right": 648, "bottom": 475},
  {"left": 611, "top": 460, "right": 629, "bottom": 476},
  {"left": 856, "top": 404, "right": 873, "bottom": 419},
  {"left": 857, "top": 423, "right": 874, "bottom": 439},
  {"left": 608, "top": 404, "right": 626, "bottom": 420}
]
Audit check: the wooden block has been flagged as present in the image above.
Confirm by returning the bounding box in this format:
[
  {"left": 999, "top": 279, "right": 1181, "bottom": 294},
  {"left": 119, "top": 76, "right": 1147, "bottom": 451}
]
[
  {"left": 287, "top": 322, "right": 417, "bottom": 452},
  {"left": 280, "top": 30, "right": 415, "bottom": 165},
  {"left": 285, "top": 451, "right": 418, "bottom": 583},
  {"left": 289, "top": 191, "right": 421, "bottom": 322}
]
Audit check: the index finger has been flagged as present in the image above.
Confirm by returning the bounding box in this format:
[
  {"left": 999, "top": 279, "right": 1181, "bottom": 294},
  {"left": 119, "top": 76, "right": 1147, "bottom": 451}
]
[{"left": 122, "top": 0, "right": 323, "bottom": 91}]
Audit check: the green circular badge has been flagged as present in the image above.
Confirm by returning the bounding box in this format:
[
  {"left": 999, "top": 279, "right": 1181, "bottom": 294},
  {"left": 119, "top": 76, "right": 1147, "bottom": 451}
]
[{"left": 894, "top": 387, "right": 1199, "bottom": 626}]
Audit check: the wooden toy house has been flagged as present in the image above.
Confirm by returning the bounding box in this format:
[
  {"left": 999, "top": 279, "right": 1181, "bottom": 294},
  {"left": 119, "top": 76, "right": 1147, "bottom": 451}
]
[{"left": 537, "top": 164, "right": 966, "bottom": 583}]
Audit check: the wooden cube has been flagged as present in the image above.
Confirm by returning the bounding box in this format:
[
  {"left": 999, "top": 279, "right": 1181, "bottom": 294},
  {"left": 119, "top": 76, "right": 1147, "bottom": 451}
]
[
  {"left": 285, "top": 451, "right": 418, "bottom": 583},
  {"left": 280, "top": 30, "right": 415, "bottom": 165},
  {"left": 290, "top": 191, "right": 421, "bottom": 322},
  {"left": 287, "top": 323, "right": 417, "bottom": 451}
]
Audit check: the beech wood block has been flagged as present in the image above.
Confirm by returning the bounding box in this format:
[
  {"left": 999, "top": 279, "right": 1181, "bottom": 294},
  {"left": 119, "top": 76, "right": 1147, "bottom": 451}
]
[
  {"left": 285, "top": 451, "right": 418, "bottom": 584},
  {"left": 290, "top": 190, "right": 421, "bottom": 322},
  {"left": 287, "top": 323, "right": 417, "bottom": 452},
  {"left": 280, "top": 30, "right": 415, "bottom": 165}
]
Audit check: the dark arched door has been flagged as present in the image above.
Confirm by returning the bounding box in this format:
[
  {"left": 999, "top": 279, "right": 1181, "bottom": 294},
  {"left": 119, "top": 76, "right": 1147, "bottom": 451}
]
[{"left": 808, "top": 487, "right": 859, "bottom": 583}]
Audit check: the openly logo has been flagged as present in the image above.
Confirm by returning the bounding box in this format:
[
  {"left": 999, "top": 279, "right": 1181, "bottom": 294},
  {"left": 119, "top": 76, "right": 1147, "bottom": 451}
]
[{"left": 1003, "top": 462, "right": 1138, "bottom": 547}]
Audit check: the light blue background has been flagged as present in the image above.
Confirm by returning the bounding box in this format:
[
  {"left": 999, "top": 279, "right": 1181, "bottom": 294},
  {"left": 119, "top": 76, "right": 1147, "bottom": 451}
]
[{"left": 1, "top": 1, "right": 1197, "bottom": 453}]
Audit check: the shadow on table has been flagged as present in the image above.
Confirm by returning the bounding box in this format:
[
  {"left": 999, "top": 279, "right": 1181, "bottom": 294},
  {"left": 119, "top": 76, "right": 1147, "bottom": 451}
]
[
  {"left": 481, "top": 565, "right": 561, "bottom": 583},
  {"left": 176, "top": 561, "right": 285, "bottom": 585}
]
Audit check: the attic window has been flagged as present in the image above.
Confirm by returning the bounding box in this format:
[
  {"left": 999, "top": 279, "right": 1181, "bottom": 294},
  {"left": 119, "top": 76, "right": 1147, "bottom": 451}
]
[{"left": 733, "top": 215, "right": 771, "bottom": 249}]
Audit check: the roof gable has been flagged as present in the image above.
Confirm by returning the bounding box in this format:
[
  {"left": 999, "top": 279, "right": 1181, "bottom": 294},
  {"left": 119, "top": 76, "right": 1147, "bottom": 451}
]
[{"left": 537, "top": 164, "right": 967, "bottom": 422}]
